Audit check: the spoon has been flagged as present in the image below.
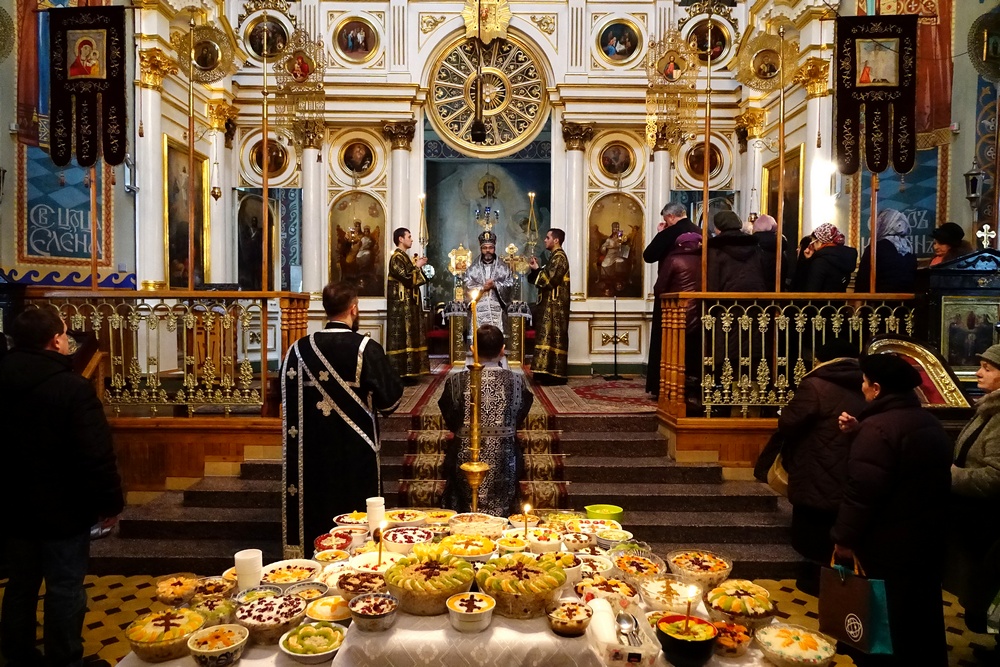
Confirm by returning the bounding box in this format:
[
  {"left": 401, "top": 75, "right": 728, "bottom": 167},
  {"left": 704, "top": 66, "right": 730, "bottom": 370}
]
[
  {"left": 615, "top": 611, "right": 638, "bottom": 647},
  {"left": 628, "top": 612, "right": 643, "bottom": 646}
]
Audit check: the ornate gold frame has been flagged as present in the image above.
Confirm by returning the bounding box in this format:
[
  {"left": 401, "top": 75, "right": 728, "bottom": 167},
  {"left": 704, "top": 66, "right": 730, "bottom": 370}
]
[
  {"left": 332, "top": 15, "right": 379, "bottom": 65},
  {"left": 760, "top": 143, "right": 805, "bottom": 243},
  {"left": 867, "top": 336, "right": 971, "bottom": 408},
  {"left": 163, "top": 135, "right": 211, "bottom": 284},
  {"left": 597, "top": 141, "right": 636, "bottom": 179},
  {"left": 681, "top": 15, "right": 737, "bottom": 68},
  {"left": 243, "top": 12, "right": 292, "bottom": 61},
  {"left": 339, "top": 140, "right": 376, "bottom": 177},
  {"left": 248, "top": 138, "right": 290, "bottom": 178},
  {"left": 594, "top": 16, "right": 644, "bottom": 67}
]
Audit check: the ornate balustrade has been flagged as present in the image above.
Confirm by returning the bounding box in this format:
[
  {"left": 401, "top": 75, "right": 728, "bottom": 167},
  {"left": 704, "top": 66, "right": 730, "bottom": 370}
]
[
  {"left": 23, "top": 289, "right": 309, "bottom": 416},
  {"left": 658, "top": 292, "right": 917, "bottom": 420}
]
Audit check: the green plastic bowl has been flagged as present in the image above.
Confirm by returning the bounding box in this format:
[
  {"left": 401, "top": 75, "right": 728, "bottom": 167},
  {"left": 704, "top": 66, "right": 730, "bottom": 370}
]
[{"left": 584, "top": 504, "right": 624, "bottom": 522}]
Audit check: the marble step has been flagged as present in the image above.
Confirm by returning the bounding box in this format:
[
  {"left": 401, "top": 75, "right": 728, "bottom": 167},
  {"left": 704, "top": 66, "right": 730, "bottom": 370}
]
[
  {"left": 89, "top": 536, "right": 282, "bottom": 578},
  {"left": 562, "top": 457, "right": 721, "bottom": 484},
  {"left": 240, "top": 457, "right": 407, "bottom": 481},
  {"left": 556, "top": 431, "right": 669, "bottom": 457},
  {"left": 552, "top": 414, "right": 658, "bottom": 432},
  {"left": 622, "top": 509, "right": 792, "bottom": 544},
  {"left": 118, "top": 492, "right": 280, "bottom": 541},
  {"left": 568, "top": 481, "right": 780, "bottom": 512}
]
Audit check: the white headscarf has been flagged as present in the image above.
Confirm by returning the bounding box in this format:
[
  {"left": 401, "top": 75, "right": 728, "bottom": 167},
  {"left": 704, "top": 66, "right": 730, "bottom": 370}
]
[{"left": 875, "top": 209, "right": 912, "bottom": 256}]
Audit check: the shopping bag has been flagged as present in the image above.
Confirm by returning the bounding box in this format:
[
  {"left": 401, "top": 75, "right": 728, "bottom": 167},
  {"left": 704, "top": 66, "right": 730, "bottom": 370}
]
[
  {"left": 818, "top": 555, "right": 893, "bottom": 655},
  {"left": 766, "top": 453, "right": 788, "bottom": 498}
]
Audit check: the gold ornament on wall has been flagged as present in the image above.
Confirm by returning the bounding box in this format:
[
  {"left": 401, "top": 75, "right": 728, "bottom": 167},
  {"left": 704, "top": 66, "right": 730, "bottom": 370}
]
[
  {"left": 171, "top": 24, "right": 233, "bottom": 84},
  {"left": 273, "top": 28, "right": 326, "bottom": 90},
  {"left": 462, "top": 0, "right": 511, "bottom": 44},
  {"left": 735, "top": 32, "right": 799, "bottom": 93}
]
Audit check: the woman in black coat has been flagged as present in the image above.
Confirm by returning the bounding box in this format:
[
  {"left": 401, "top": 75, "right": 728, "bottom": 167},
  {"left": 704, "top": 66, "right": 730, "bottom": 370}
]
[
  {"left": 834, "top": 353, "right": 952, "bottom": 666},
  {"left": 855, "top": 208, "right": 917, "bottom": 292},
  {"left": 802, "top": 223, "right": 857, "bottom": 293},
  {"left": 751, "top": 214, "right": 793, "bottom": 291},
  {"left": 706, "top": 211, "right": 766, "bottom": 292}
]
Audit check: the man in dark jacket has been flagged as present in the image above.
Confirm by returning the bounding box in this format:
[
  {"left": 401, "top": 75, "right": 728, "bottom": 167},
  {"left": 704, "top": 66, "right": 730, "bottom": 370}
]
[
  {"left": 778, "top": 340, "right": 865, "bottom": 594},
  {"left": 0, "top": 308, "right": 124, "bottom": 667},
  {"left": 706, "top": 211, "right": 766, "bottom": 292},
  {"left": 833, "top": 353, "right": 951, "bottom": 666}
]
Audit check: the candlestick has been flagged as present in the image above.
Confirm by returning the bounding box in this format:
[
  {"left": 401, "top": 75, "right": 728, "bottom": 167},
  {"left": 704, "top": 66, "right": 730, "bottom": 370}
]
[
  {"left": 683, "top": 600, "right": 691, "bottom": 634},
  {"left": 460, "top": 289, "right": 489, "bottom": 512},
  {"left": 376, "top": 521, "right": 387, "bottom": 568},
  {"left": 523, "top": 503, "right": 531, "bottom": 539}
]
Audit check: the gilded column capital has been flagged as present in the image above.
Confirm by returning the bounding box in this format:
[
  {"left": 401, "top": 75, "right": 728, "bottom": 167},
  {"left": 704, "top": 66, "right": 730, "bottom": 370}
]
[
  {"left": 794, "top": 57, "right": 831, "bottom": 99},
  {"left": 734, "top": 108, "right": 766, "bottom": 139},
  {"left": 561, "top": 121, "right": 594, "bottom": 151},
  {"left": 139, "top": 48, "right": 178, "bottom": 92},
  {"left": 382, "top": 120, "right": 417, "bottom": 150},
  {"left": 207, "top": 101, "right": 239, "bottom": 131},
  {"left": 292, "top": 119, "right": 325, "bottom": 150}
]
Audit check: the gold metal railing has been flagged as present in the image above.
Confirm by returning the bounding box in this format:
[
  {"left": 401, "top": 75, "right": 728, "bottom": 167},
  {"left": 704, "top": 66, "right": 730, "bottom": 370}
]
[
  {"left": 23, "top": 289, "right": 309, "bottom": 416},
  {"left": 658, "top": 292, "right": 917, "bottom": 418}
]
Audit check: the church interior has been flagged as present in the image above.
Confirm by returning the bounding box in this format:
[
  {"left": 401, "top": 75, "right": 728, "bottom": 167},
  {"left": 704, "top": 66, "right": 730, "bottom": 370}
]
[{"left": 1, "top": 0, "right": 1000, "bottom": 663}]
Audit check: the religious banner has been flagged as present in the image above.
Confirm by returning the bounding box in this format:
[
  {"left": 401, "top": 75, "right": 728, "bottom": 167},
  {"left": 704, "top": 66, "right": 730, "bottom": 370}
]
[
  {"left": 835, "top": 15, "right": 918, "bottom": 175},
  {"left": 48, "top": 6, "right": 127, "bottom": 167}
]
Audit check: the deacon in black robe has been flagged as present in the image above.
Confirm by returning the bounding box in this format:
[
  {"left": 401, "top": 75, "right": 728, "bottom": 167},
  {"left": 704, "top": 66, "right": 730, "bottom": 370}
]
[{"left": 281, "top": 283, "right": 403, "bottom": 558}]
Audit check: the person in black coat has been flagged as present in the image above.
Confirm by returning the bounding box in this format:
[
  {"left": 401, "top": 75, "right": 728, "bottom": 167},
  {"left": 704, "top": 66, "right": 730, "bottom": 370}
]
[
  {"left": 751, "top": 214, "right": 793, "bottom": 291},
  {"left": 643, "top": 202, "right": 700, "bottom": 396},
  {"left": 706, "top": 210, "right": 767, "bottom": 292},
  {"left": 833, "top": 353, "right": 951, "bottom": 666},
  {"left": 778, "top": 341, "right": 866, "bottom": 594},
  {"left": 0, "top": 308, "right": 124, "bottom": 667},
  {"left": 855, "top": 208, "right": 918, "bottom": 293},
  {"left": 802, "top": 222, "right": 857, "bottom": 293}
]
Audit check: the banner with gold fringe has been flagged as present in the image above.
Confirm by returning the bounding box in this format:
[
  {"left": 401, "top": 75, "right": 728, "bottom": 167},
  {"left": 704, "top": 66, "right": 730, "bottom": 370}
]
[
  {"left": 835, "top": 15, "right": 918, "bottom": 175},
  {"left": 48, "top": 6, "right": 126, "bottom": 167}
]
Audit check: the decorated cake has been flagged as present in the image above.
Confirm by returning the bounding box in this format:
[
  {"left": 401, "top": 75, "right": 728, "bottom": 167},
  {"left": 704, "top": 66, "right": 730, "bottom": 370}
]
[
  {"left": 384, "top": 550, "right": 476, "bottom": 615},
  {"left": 306, "top": 596, "right": 351, "bottom": 623},
  {"left": 638, "top": 575, "right": 702, "bottom": 613},
  {"left": 448, "top": 513, "right": 507, "bottom": 539},
  {"left": 440, "top": 533, "right": 496, "bottom": 559},
  {"left": 706, "top": 579, "right": 775, "bottom": 628},
  {"left": 189, "top": 595, "right": 237, "bottom": 627},
  {"left": 336, "top": 570, "right": 387, "bottom": 600},
  {"left": 666, "top": 550, "right": 733, "bottom": 588},
  {"left": 155, "top": 576, "right": 198, "bottom": 606},
  {"left": 526, "top": 527, "right": 563, "bottom": 553},
  {"left": 234, "top": 594, "right": 307, "bottom": 645},
  {"left": 475, "top": 553, "right": 567, "bottom": 619},
  {"left": 126, "top": 609, "right": 205, "bottom": 662},
  {"left": 574, "top": 574, "right": 640, "bottom": 608},
  {"left": 314, "top": 531, "right": 354, "bottom": 553},
  {"left": 755, "top": 624, "right": 837, "bottom": 667}
]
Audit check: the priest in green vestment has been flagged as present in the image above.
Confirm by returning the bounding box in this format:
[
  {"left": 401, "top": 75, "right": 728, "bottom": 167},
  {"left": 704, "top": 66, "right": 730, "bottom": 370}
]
[
  {"left": 528, "top": 228, "right": 570, "bottom": 384},
  {"left": 386, "top": 227, "right": 430, "bottom": 378}
]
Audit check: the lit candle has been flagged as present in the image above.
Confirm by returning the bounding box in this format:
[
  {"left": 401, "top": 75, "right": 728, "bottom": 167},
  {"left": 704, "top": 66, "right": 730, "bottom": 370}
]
[
  {"left": 469, "top": 290, "right": 480, "bottom": 365},
  {"left": 523, "top": 503, "right": 531, "bottom": 538},
  {"left": 376, "top": 520, "right": 387, "bottom": 568}
]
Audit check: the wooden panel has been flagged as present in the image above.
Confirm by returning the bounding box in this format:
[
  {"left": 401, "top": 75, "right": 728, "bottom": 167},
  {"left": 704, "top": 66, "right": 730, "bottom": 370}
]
[{"left": 663, "top": 416, "right": 777, "bottom": 468}]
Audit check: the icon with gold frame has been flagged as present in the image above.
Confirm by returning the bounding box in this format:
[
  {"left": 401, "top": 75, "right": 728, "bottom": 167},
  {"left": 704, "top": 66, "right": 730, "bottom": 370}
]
[
  {"left": 249, "top": 139, "right": 289, "bottom": 178},
  {"left": 595, "top": 17, "right": 642, "bottom": 66},
  {"left": 333, "top": 16, "right": 378, "bottom": 64}
]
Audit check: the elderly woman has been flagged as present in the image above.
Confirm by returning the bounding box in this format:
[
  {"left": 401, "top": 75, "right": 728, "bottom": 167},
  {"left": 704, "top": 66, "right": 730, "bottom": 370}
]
[
  {"left": 946, "top": 344, "right": 1000, "bottom": 636},
  {"left": 834, "top": 353, "right": 951, "bottom": 666},
  {"left": 750, "top": 214, "right": 793, "bottom": 290},
  {"left": 929, "top": 222, "right": 974, "bottom": 267},
  {"left": 707, "top": 210, "right": 766, "bottom": 292},
  {"left": 856, "top": 208, "right": 917, "bottom": 292},
  {"left": 802, "top": 222, "right": 857, "bottom": 293}
]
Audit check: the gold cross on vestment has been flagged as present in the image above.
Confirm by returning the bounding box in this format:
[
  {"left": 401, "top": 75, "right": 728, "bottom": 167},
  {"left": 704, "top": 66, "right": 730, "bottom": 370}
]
[{"left": 317, "top": 396, "right": 335, "bottom": 416}]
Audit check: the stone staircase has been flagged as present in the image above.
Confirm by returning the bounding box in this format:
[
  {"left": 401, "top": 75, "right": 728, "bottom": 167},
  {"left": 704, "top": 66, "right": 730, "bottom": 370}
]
[{"left": 91, "top": 410, "right": 802, "bottom": 580}]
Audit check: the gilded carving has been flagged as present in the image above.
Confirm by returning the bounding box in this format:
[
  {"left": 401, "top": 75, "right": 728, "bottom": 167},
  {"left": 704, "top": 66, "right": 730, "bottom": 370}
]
[
  {"left": 292, "top": 119, "right": 325, "bottom": 150},
  {"left": 420, "top": 14, "right": 447, "bottom": 33},
  {"left": 793, "top": 57, "right": 831, "bottom": 99},
  {"left": 734, "top": 108, "right": 766, "bottom": 139},
  {"left": 530, "top": 15, "right": 555, "bottom": 35},
  {"left": 462, "top": 0, "right": 511, "bottom": 44},
  {"left": 139, "top": 48, "right": 178, "bottom": 92},
  {"left": 208, "top": 101, "right": 240, "bottom": 132},
  {"left": 382, "top": 120, "right": 417, "bottom": 150},
  {"left": 561, "top": 121, "right": 594, "bottom": 151}
]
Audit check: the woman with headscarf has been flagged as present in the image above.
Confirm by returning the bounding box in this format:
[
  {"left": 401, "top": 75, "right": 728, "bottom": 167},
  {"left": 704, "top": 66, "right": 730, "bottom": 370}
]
[
  {"left": 929, "top": 222, "right": 973, "bottom": 267},
  {"left": 750, "top": 214, "right": 793, "bottom": 291},
  {"left": 834, "top": 353, "right": 951, "bottom": 666},
  {"left": 856, "top": 208, "right": 917, "bottom": 292},
  {"left": 801, "top": 222, "right": 857, "bottom": 293},
  {"left": 707, "top": 210, "right": 767, "bottom": 292}
]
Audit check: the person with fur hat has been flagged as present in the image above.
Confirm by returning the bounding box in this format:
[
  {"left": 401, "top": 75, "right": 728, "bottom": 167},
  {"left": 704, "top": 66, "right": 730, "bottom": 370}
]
[
  {"left": 929, "top": 222, "right": 974, "bottom": 267},
  {"left": 833, "top": 352, "right": 951, "bottom": 666},
  {"left": 802, "top": 222, "right": 857, "bottom": 293},
  {"left": 706, "top": 210, "right": 767, "bottom": 292}
]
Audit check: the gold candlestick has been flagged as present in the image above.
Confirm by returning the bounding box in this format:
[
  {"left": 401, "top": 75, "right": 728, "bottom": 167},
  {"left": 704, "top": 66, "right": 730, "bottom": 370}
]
[
  {"left": 460, "top": 290, "right": 489, "bottom": 512},
  {"left": 376, "top": 521, "right": 387, "bottom": 568},
  {"left": 523, "top": 503, "right": 531, "bottom": 539}
]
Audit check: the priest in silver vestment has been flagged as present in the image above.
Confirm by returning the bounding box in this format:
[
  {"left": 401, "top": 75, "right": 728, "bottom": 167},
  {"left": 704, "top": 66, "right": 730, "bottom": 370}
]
[{"left": 464, "top": 229, "right": 515, "bottom": 338}]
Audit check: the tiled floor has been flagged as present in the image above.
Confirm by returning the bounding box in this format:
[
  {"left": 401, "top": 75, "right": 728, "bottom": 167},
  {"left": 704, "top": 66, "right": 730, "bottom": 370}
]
[{"left": 0, "top": 575, "right": 993, "bottom": 665}]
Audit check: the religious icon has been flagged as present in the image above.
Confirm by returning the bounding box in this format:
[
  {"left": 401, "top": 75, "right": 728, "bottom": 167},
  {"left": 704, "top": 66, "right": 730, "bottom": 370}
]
[
  {"left": 341, "top": 140, "right": 374, "bottom": 176},
  {"left": 685, "top": 142, "right": 724, "bottom": 179},
  {"left": 335, "top": 18, "right": 378, "bottom": 63},
  {"left": 688, "top": 19, "right": 730, "bottom": 64},
  {"left": 332, "top": 192, "right": 385, "bottom": 296},
  {"left": 855, "top": 38, "right": 899, "bottom": 86},
  {"left": 596, "top": 20, "right": 641, "bottom": 65},
  {"left": 599, "top": 142, "right": 634, "bottom": 178},
  {"left": 448, "top": 244, "right": 473, "bottom": 276},
  {"left": 284, "top": 49, "right": 314, "bottom": 82},
  {"left": 246, "top": 17, "right": 288, "bottom": 59},
  {"left": 587, "top": 193, "right": 643, "bottom": 298},
  {"left": 658, "top": 51, "right": 686, "bottom": 81},
  {"left": 249, "top": 139, "right": 289, "bottom": 177},
  {"left": 67, "top": 30, "right": 105, "bottom": 79},
  {"left": 753, "top": 49, "right": 779, "bottom": 80},
  {"left": 193, "top": 39, "right": 221, "bottom": 71}
]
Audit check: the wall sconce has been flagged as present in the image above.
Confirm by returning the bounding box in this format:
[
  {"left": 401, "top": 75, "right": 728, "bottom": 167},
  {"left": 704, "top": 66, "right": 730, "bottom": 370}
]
[{"left": 965, "top": 158, "right": 986, "bottom": 225}]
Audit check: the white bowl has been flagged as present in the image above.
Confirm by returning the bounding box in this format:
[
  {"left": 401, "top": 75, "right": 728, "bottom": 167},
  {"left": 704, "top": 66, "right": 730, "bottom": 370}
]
[
  {"left": 348, "top": 592, "right": 399, "bottom": 632},
  {"left": 639, "top": 575, "right": 702, "bottom": 613},
  {"left": 596, "top": 529, "right": 634, "bottom": 550},
  {"left": 561, "top": 532, "right": 596, "bottom": 551},
  {"left": 305, "top": 595, "right": 352, "bottom": 624},
  {"left": 233, "top": 585, "right": 282, "bottom": 605},
  {"left": 508, "top": 513, "right": 540, "bottom": 528},
  {"left": 313, "top": 549, "right": 351, "bottom": 567},
  {"left": 577, "top": 555, "right": 614, "bottom": 579},
  {"left": 537, "top": 552, "right": 583, "bottom": 587},
  {"left": 260, "top": 559, "right": 320, "bottom": 591},
  {"left": 333, "top": 512, "right": 368, "bottom": 527},
  {"left": 382, "top": 526, "right": 434, "bottom": 554},
  {"left": 349, "top": 550, "right": 403, "bottom": 574},
  {"left": 448, "top": 513, "right": 507, "bottom": 539},
  {"left": 526, "top": 528, "right": 563, "bottom": 554},
  {"left": 187, "top": 624, "right": 249, "bottom": 667},
  {"left": 284, "top": 581, "right": 329, "bottom": 602},
  {"left": 279, "top": 621, "right": 347, "bottom": 664},
  {"left": 665, "top": 550, "right": 733, "bottom": 590},
  {"left": 447, "top": 592, "right": 496, "bottom": 633},
  {"left": 384, "top": 508, "right": 428, "bottom": 527},
  {"left": 313, "top": 530, "right": 354, "bottom": 553},
  {"left": 234, "top": 594, "right": 307, "bottom": 645}
]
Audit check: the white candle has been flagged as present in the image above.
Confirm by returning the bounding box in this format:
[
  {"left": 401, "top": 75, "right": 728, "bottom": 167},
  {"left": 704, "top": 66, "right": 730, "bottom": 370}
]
[
  {"left": 234, "top": 548, "right": 262, "bottom": 591},
  {"left": 366, "top": 497, "right": 385, "bottom": 534}
]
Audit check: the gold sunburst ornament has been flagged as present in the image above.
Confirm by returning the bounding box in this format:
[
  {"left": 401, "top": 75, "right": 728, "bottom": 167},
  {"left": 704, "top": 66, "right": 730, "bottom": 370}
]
[
  {"left": 736, "top": 32, "right": 799, "bottom": 93},
  {"left": 171, "top": 24, "right": 233, "bottom": 84},
  {"left": 463, "top": 0, "right": 511, "bottom": 45}
]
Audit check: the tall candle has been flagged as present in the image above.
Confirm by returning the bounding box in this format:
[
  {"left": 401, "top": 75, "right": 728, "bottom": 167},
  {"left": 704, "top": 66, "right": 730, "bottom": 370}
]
[
  {"left": 376, "top": 521, "right": 387, "bottom": 568},
  {"left": 523, "top": 503, "right": 531, "bottom": 538}
]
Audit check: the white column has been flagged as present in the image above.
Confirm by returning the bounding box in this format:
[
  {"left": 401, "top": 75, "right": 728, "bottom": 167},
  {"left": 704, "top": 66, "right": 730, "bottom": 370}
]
[
  {"left": 804, "top": 93, "right": 834, "bottom": 234},
  {"left": 647, "top": 145, "right": 672, "bottom": 290},
  {"left": 560, "top": 121, "right": 593, "bottom": 299},
  {"left": 300, "top": 146, "right": 324, "bottom": 292},
  {"left": 208, "top": 127, "right": 229, "bottom": 283}
]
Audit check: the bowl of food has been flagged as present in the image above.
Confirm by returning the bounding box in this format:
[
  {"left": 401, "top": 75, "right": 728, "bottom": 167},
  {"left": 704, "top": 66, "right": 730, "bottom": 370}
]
[
  {"left": 496, "top": 534, "right": 529, "bottom": 555},
  {"left": 385, "top": 508, "right": 428, "bottom": 527},
  {"left": 713, "top": 621, "right": 752, "bottom": 657},
  {"left": 639, "top": 575, "right": 702, "bottom": 613},
  {"left": 424, "top": 509, "right": 457, "bottom": 525},
  {"left": 440, "top": 534, "right": 496, "bottom": 561},
  {"left": 446, "top": 592, "right": 496, "bottom": 633},
  {"left": 192, "top": 577, "right": 236, "bottom": 600},
  {"left": 755, "top": 623, "right": 837, "bottom": 667},
  {"left": 333, "top": 511, "right": 367, "bottom": 527},
  {"left": 234, "top": 585, "right": 281, "bottom": 606},
  {"left": 546, "top": 598, "right": 593, "bottom": 637},
  {"left": 186, "top": 623, "right": 248, "bottom": 667},
  {"left": 305, "top": 595, "right": 351, "bottom": 624},
  {"left": 666, "top": 550, "right": 733, "bottom": 590},
  {"left": 125, "top": 608, "right": 206, "bottom": 662},
  {"left": 508, "top": 512, "right": 540, "bottom": 528},
  {"left": 384, "top": 551, "right": 475, "bottom": 615},
  {"left": 349, "top": 551, "right": 403, "bottom": 574},
  {"left": 577, "top": 555, "right": 614, "bottom": 579},
  {"left": 317, "top": 561, "right": 352, "bottom": 589},
  {"left": 285, "top": 581, "right": 329, "bottom": 602},
  {"left": 596, "top": 529, "right": 633, "bottom": 551},
  {"left": 476, "top": 553, "right": 567, "bottom": 619},
  {"left": 646, "top": 609, "right": 670, "bottom": 630},
  {"left": 566, "top": 518, "right": 623, "bottom": 535},
  {"left": 189, "top": 595, "right": 237, "bottom": 627},
  {"left": 279, "top": 621, "right": 347, "bottom": 664},
  {"left": 583, "top": 504, "right": 624, "bottom": 523},
  {"left": 537, "top": 552, "right": 583, "bottom": 586},
  {"left": 341, "top": 526, "right": 370, "bottom": 550},
  {"left": 382, "top": 526, "right": 434, "bottom": 555},
  {"left": 539, "top": 511, "right": 586, "bottom": 533},
  {"left": 705, "top": 579, "right": 776, "bottom": 629},
  {"left": 313, "top": 549, "right": 351, "bottom": 566},
  {"left": 448, "top": 513, "right": 507, "bottom": 539},
  {"left": 655, "top": 614, "right": 719, "bottom": 667},
  {"left": 576, "top": 545, "right": 608, "bottom": 557},
  {"left": 335, "top": 570, "right": 387, "bottom": 601},
  {"left": 313, "top": 530, "right": 354, "bottom": 554},
  {"left": 348, "top": 592, "right": 399, "bottom": 632},
  {"left": 561, "top": 532, "right": 595, "bottom": 551},
  {"left": 221, "top": 567, "right": 238, "bottom": 584},
  {"left": 234, "top": 594, "right": 307, "bottom": 645},
  {"left": 260, "top": 559, "right": 320, "bottom": 591},
  {"left": 609, "top": 548, "right": 666, "bottom": 585},
  {"left": 526, "top": 528, "right": 563, "bottom": 554},
  {"left": 574, "top": 575, "right": 640, "bottom": 609},
  {"left": 155, "top": 574, "right": 199, "bottom": 606}
]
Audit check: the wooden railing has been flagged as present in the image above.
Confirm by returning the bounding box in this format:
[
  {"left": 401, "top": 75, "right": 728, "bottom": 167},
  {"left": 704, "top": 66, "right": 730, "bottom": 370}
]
[
  {"left": 24, "top": 289, "right": 310, "bottom": 417},
  {"left": 658, "top": 292, "right": 917, "bottom": 421}
]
